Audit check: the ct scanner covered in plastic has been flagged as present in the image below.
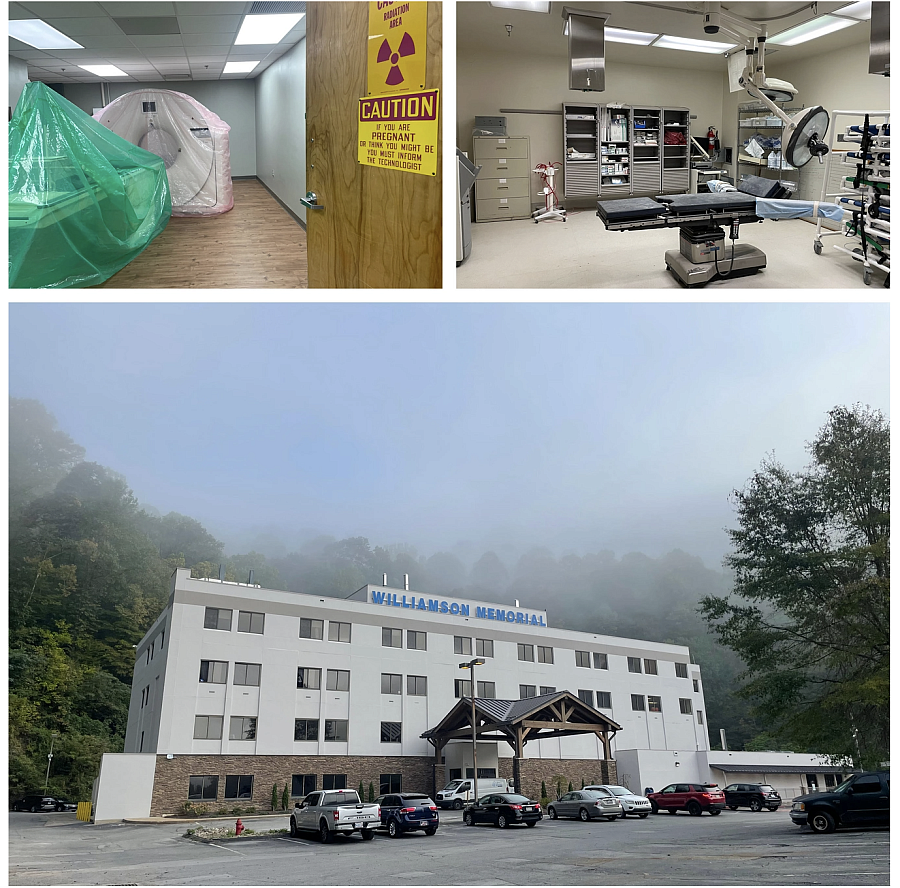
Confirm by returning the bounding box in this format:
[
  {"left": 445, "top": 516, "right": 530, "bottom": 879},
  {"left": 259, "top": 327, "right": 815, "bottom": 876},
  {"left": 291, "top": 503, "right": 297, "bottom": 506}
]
[{"left": 94, "top": 89, "right": 233, "bottom": 216}]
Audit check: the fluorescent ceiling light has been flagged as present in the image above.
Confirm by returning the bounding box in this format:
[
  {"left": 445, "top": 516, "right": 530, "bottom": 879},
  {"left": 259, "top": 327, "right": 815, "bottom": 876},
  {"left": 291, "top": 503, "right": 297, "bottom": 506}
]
[
  {"left": 78, "top": 64, "right": 128, "bottom": 77},
  {"left": 605, "top": 27, "right": 659, "bottom": 46},
  {"left": 489, "top": 1, "right": 551, "bottom": 11},
  {"left": 832, "top": 1, "right": 872, "bottom": 20},
  {"left": 9, "top": 18, "right": 83, "bottom": 49},
  {"left": 768, "top": 15, "right": 858, "bottom": 45},
  {"left": 235, "top": 13, "right": 304, "bottom": 44},
  {"left": 653, "top": 34, "right": 734, "bottom": 53},
  {"left": 223, "top": 61, "right": 259, "bottom": 73}
]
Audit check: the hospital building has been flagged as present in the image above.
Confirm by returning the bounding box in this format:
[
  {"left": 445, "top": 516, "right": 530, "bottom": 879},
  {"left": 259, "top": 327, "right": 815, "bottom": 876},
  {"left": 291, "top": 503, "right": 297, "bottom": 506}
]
[{"left": 92, "top": 567, "right": 841, "bottom": 821}]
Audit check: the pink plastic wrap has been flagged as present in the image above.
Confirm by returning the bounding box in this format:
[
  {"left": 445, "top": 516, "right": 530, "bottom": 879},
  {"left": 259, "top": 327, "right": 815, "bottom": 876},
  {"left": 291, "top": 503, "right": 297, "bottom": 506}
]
[{"left": 94, "top": 89, "right": 233, "bottom": 216}]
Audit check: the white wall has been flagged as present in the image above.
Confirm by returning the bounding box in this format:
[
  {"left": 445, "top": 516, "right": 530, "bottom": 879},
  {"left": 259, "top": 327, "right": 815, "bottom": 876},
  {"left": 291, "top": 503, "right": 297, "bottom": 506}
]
[
  {"left": 61, "top": 80, "right": 258, "bottom": 177},
  {"left": 254, "top": 38, "right": 307, "bottom": 223},
  {"left": 457, "top": 46, "right": 728, "bottom": 205},
  {"left": 9, "top": 56, "right": 29, "bottom": 114},
  {"left": 93, "top": 753, "right": 157, "bottom": 822}
]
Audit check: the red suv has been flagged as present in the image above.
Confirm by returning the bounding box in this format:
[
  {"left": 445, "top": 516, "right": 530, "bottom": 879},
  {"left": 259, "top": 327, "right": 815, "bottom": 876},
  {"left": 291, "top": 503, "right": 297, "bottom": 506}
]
[{"left": 648, "top": 783, "right": 726, "bottom": 816}]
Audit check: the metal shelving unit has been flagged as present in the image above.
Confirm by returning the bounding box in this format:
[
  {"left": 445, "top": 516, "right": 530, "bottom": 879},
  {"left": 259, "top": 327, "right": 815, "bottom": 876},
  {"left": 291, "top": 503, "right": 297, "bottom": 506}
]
[
  {"left": 662, "top": 107, "right": 690, "bottom": 193},
  {"left": 814, "top": 110, "right": 890, "bottom": 286},
  {"left": 600, "top": 104, "right": 631, "bottom": 196},
  {"left": 632, "top": 107, "right": 661, "bottom": 195},
  {"left": 563, "top": 103, "right": 600, "bottom": 198},
  {"left": 736, "top": 101, "right": 801, "bottom": 192}
]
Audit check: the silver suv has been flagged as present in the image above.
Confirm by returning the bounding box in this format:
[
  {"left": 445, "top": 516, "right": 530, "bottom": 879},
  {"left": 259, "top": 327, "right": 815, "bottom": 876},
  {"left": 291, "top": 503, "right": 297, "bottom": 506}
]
[{"left": 585, "top": 785, "right": 652, "bottom": 818}]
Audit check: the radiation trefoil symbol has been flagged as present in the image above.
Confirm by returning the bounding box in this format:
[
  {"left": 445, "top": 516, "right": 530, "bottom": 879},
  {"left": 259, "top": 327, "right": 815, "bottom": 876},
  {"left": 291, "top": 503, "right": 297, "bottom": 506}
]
[{"left": 377, "top": 32, "right": 415, "bottom": 86}]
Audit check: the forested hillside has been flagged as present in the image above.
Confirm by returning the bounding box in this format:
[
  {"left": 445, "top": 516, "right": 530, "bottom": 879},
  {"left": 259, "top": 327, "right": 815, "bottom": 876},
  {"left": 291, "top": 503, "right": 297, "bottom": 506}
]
[{"left": 9, "top": 398, "right": 763, "bottom": 803}]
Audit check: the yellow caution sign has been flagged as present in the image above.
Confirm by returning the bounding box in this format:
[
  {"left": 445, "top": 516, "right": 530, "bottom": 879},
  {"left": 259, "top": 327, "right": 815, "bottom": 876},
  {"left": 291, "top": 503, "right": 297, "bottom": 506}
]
[
  {"left": 76, "top": 801, "right": 92, "bottom": 821},
  {"left": 358, "top": 89, "right": 439, "bottom": 177},
  {"left": 367, "top": 2, "right": 428, "bottom": 96}
]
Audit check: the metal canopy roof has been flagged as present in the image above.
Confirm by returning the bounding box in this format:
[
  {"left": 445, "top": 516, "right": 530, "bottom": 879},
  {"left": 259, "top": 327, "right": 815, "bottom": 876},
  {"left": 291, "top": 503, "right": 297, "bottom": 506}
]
[{"left": 711, "top": 764, "right": 856, "bottom": 774}]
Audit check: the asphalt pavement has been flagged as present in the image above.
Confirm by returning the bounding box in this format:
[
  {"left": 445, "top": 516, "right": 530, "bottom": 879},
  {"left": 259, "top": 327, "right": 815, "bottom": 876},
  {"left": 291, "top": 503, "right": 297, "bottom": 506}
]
[{"left": 9, "top": 807, "right": 889, "bottom": 886}]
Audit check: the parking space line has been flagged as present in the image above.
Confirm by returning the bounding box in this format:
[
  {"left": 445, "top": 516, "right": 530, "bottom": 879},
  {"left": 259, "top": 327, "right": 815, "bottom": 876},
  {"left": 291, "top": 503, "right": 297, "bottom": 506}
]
[
  {"left": 275, "top": 836, "right": 315, "bottom": 846},
  {"left": 207, "top": 842, "right": 245, "bottom": 855}
]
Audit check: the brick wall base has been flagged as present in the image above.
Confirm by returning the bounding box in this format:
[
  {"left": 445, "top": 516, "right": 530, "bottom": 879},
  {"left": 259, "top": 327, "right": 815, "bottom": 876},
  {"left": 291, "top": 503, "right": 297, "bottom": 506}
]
[
  {"left": 151, "top": 755, "right": 444, "bottom": 817},
  {"left": 497, "top": 758, "right": 618, "bottom": 801}
]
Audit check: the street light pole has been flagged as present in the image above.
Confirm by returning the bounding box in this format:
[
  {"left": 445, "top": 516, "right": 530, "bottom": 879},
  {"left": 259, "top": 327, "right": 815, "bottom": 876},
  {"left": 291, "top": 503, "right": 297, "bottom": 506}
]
[
  {"left": 44, "top": 732, "right": 59, "bottom": 795},
  {"left": 459, "top": 658, "right": 485, "bottom": 806}
]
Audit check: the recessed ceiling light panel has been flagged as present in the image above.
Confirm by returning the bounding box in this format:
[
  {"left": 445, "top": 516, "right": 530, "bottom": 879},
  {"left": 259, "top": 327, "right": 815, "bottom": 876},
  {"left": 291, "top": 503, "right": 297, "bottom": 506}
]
[
  {"left": 78, "top": 64, "right": 129, "bottom": 77},
  {"left": 224, "top": 61, "right": 260, "bottom": 73},
  {"left": 833, "top": 1, "right": 872, "bottom": 21},
  {"left": 605, "top": 27, "right": 659, "bottom": 46},
  {"left": 653, "top": 34, "right": 735, "bottom": 53},
  {"left": 235, "top": 13, "right": 304, "bottom": 45},
  {"left": 9, "top": 19, "right": 83, "bottom": 49},
  {"left": 489, "top": 1, "right": 551, "bottom": 11},
  {"left": 768, "top": 15, "right": 858, "bottom": 45}
]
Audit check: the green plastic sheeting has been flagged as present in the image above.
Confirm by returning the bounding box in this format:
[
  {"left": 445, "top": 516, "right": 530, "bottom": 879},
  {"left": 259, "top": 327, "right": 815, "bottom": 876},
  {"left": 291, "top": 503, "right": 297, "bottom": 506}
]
[{"left": 9, "top": 82, "right": 171, "bottom": 288}]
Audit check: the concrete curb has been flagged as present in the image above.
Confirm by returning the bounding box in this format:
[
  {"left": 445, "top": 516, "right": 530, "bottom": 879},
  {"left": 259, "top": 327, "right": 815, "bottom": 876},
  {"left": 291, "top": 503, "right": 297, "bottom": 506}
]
[{"left": 184, "top": 831, "right": 288, "bottom": 844}]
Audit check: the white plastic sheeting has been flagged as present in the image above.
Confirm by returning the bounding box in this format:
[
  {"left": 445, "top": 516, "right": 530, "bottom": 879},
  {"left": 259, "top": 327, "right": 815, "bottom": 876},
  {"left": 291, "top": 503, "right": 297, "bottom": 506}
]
[{"left": 94, "top": 89, "right": 233, "bottom": 216}]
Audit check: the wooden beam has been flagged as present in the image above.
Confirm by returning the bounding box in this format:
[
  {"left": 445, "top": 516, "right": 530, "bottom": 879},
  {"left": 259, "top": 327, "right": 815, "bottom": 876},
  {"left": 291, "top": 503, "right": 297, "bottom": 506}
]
[{"left": 521, "top": 719, "right": 611, "bottom": 731}]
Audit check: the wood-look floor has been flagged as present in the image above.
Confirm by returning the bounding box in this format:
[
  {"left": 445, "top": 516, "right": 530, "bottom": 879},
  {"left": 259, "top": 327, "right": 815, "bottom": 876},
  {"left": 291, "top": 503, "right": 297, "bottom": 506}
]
[{"left": 97, "top": 179, "right": 308, "bottom": 289}]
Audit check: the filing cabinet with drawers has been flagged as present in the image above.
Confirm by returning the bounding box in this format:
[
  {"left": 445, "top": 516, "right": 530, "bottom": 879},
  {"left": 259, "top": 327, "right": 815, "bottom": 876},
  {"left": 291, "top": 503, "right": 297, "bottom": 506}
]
[{"left": 473, "top": 136, "right": 531, "bottom": 221}]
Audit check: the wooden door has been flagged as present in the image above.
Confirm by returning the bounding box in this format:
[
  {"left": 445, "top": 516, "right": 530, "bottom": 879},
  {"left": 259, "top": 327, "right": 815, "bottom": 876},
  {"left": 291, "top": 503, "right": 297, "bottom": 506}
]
[{"left": 306, "top": 2, "right": 441, "bottom": 289}]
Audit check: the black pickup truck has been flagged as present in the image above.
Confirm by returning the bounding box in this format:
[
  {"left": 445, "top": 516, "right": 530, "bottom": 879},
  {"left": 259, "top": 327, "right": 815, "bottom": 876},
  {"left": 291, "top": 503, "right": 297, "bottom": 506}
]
[{"left": 790, "top": 771, "right": 889, "bottom": 834}]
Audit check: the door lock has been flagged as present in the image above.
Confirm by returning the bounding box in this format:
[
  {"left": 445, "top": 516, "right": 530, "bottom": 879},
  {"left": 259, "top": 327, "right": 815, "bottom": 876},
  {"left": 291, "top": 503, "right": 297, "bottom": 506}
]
[{"left": 300, "top": 191, "right": 324, "bottom": 210}]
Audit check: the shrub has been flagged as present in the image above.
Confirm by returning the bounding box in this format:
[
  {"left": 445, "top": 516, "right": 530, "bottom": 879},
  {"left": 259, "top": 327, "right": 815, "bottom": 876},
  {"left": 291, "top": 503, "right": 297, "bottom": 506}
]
[
  {"left": 541, "top": 781, "right": 547, "bottom": 800},
  {"left": 368, "top": 782, "right": 375, "bottom": 803},
  {"left": 282, "top": 782, "right": 289, "bottom": 811},
  {"left": 358, "top": 780, "right": 365, "bottom": 800},
  {"left": 271, "top": 783, "right": 278, "bottom": 811},
  {"left": 568, "top": 781, "right": 573, "bottom": 792}
]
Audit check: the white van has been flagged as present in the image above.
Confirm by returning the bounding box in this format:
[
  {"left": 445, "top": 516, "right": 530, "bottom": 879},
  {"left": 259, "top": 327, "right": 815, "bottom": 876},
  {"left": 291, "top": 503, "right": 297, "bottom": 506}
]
[{"left": 436, "top": 778, "right": 511, "bottom": 808}]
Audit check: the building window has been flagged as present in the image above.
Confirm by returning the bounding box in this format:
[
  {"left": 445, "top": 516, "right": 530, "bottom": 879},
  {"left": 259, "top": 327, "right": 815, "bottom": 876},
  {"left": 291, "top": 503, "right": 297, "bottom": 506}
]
[
  {"left": 159, "top": 629, "right": 164, "bottom": 649},
  {"left": 478, "top": 681, "right": 496, "bottom": 698},
  {"left": 593, "top": 652, "right": 608, "bottom": 670},
  {"left": 380, "top": 774, "right": 401, "bottom": 794},
  {"left": 540, "top": 685, "right": 556, "bottom": 695},
  {"left": 631, "top": 694, "right": 645, "bottom": 712},
  {"left": 454, "top": 636, "right": 472, "bottom": 655},
  {"left": 693, "top": 679, "right": 700, "bottom": 693},
  {"left": 380, "top": 721, "right": 402, "bottom": 743},
  {"left": 326, "top": 669, "right": 350, "bottom": 692},
  {"left": 577, "top": 689, "right": 594, "bottom": 707},
  {"left": 382, "top": 627, "right": 402, "bottom": 648},
  {"left": 140, "top": 731, "right": 144, "bottom": 752},
  {"left": 407, "top": 675, "right": 427, "bottom": 696},
  {"left": 237, "top": 611, "right": 265, "bottom": 634},
  {"left": 407, "top": 630, "right": 426, "bottom": 650},
  {"left": 476, "top": 638, "right": 493, "bottom": 658},
  {"left": 381, "top": 673, "right": 402, "bottom": 695},
  {"left": 519, "top": 684, "right": 536, "bottom": 699},
  {"left": 824, "top": 773, "right": 837, "bottom": 788},
  {"left": 458, "top": 679, "right": 495, "bottom": 698},
  {"left": 454, "top": 679, "right": 471, "bottom": 698},
  {"left": 300, "top": 618, "right": 324, "bottom": 640},
  {"left": 477, "top": 768, "right": 496, "bottom": 779},
  {"left": 203, "top": 607, "right": 232, "bottom": 631},
  {"left": 596, "top": 691, "right": 612, "bottom": 709},
  {"left": 297, "top": 667, "right": 321, "bottom": 690},
  {"left": 648, "top": 695, "right": 662, "bottom": 713},
  {"left": 627, "top": 657, "right": 643, "bottom": 674},
  {"left": 537, "top": 645, "right": 554, "bottom": 664},
  {"left": 697, "top": 710, "right": 704, "bottom": 725},
  {"left": 644, "top": 658, "right": 658, "bottom": 675},
  {"left": 193, "top": 715, "right": 223, "bottom": 740},
  {"left": 449, "top": 769, "right": 462, "bottom": 781},
  {"left": 233, "top": 662, "right": 261, "bottom": 686},
  {"left": 292, "top": 774, "right": 316, "bottom": 797},
  {"left": 328, "top": 621, "right": 351, "bottom": 643},
  {"left": 575, "top": 650, "right": 590, "bottom": 668},
  {"left": 675, "top": 662, "right": 689, "bottom": 678},
  {"left": 679, "top": 698, "right": 693, "bottom": 715},
  {"left": 188, "top": 776, "right": 218, "bottom": 800},
  {"left": 229, "top": 716, "right": 257, "bottom": 740},
  {"left": 517, "top": 643, "right": 534, "bottom": 662},
  {"left": 224, "top": 775, "right": 254, "bottom": 800},
  {"left": 324, "top": 719, "right": 348, "bottom": 742},
  {"left": 199, "top": 660, "right": 228, "bottom": 684},
  {"left": 323, "top": 774, "right": 346, "bottom": 790},
  {"left": 294, "top": 718, "right": 319, "bottom": 741}
]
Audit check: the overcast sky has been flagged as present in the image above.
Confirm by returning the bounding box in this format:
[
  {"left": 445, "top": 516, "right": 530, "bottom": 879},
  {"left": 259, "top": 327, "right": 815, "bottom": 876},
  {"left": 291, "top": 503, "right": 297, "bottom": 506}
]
[{"left": 9, "top": 302, "right": 888, "bottom": 568}]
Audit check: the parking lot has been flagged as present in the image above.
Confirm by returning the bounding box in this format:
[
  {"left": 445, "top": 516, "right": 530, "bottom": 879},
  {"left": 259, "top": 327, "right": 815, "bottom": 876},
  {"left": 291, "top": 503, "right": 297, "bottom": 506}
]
[{"left": 10, "top": 808, "right": 889, "bottom": 886}]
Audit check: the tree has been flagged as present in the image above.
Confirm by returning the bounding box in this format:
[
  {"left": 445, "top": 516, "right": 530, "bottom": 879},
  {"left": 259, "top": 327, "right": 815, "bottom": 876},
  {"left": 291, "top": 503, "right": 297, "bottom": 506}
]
[
  {"left": 282, "top": 782, "right": 289, "bottom": 811},
  {"left": 271, "top": 783, "right": 278, "bottom": 811},
  {"left": 701, "top": 405, "right": 889, "bottom": 769}
]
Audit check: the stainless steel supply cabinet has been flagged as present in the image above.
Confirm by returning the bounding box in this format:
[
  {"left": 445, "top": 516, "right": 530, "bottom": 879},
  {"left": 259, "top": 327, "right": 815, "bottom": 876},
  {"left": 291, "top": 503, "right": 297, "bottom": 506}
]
[
  {"left": 473, "top": 136, "right": 531, "bottom": 221},
  {"left": 563, "top": 103, "right": 600, "bottom": 198},
  {"left": 662, "top": 107, "right": 690, "bottom": 193},
  {"left": 632, "top": 107, "right": 662, "bottom": 195}
]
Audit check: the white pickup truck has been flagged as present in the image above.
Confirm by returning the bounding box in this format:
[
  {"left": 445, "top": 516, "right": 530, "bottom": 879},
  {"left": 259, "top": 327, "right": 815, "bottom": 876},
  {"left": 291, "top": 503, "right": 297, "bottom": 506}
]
[{"left": 289, "top": 788, "right": 381, "bottom": 843}]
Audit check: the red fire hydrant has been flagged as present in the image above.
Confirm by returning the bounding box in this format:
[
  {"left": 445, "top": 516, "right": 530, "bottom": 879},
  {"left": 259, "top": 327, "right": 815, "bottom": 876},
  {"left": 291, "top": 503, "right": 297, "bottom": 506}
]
[{"left": 235, "top": 818, "right": 244, "bottom": 836}]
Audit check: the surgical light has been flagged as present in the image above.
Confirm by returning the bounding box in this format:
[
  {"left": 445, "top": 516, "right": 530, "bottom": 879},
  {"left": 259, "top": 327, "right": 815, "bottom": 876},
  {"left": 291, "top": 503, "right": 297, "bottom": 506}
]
[
  {"left": 784, "top": 106, "right": 830, "bottom": 167},
  {"left": 605, "top": 27, "right": 659, "bottom": 46},
  {"left": 234, "top": 13, "right": 304, "bottom": 45},
  {"left": 224, "top": 61, "right": 260, "bottom": 73},
  {"left": 833, "top": 1, "right": 872, "bottom": 20},
  {"left": 78, "top": 64, "right": 129, "bottom": 77},
  {"left": 9, "top": 19, "right": 83, "bottom": 49},
  {"left": 653, "top": 34, "right": 735, "bottom": 53},
  {"left": 490, "top": 1, "right": 551, "bottom": 11},
  {"left": 768, "top": 15, "right": 858, "bottom": 45}
]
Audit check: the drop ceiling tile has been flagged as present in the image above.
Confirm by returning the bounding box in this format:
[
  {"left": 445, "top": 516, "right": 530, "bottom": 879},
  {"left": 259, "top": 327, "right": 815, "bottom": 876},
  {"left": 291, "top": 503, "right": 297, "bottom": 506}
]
[
  {"left": 181, "top": 31, "right": 236, "bottom": 46},
  {"left": 9, "top": 48, "right": 51, "bottom": 59},
  {"left": 222, "top": 41, "right": 277, "bottom": 55},
  {"left": 40, "top": 49, "right": 106, "bottom": 59},
  {"left": 128, "top": 34, "right": 186, "bottom": 47},
  {"left": 225, "top": 52, "right": 270, "bottom": 61},
  {"left": 45, "top": 16, "right": 126, "bottom": 36},
  {"left": 9, "top": 3, "right": 38, "bottom": 20},
  {"left": 175, "top": 2, "right": 248, "bottom": 14},
  {"left": 177, "top": 13, "right": 242, "bottom": 33},
  {"left": 186, "top": 54, "right": 230, "bottom": 62},
  {"left": 77, "top": 35, "right": 139, "bottom": 48},
  {"left": 100, "top": 2, "right": 176, "bottom": 14},
  {"left": 9, "top": 38, "right": 38, "bottom": 52},
  {"left": 20, "top": 2, "right": 106, "bottom": 16},
  {"left": 143, "top": 47, "right": 191, "bottom": 57}
]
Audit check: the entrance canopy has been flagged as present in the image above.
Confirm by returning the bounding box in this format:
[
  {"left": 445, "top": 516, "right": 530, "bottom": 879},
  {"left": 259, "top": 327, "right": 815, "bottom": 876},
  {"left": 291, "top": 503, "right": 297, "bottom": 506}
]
[{"left": 421, "top": 690, "right": 622, "bottom": 761}]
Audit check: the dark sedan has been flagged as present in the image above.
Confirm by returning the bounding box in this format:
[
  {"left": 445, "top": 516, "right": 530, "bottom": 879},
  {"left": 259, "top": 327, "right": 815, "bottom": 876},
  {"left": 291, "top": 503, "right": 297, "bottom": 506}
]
[
  {"left": 375, "top": 792, "right": 439, "bottom": 837},
  {"left": 12, "top": 795, "right": 57, "bottom": 812},
  {"left": 463, "top": 793, "right": 542, "bottom": 829}
]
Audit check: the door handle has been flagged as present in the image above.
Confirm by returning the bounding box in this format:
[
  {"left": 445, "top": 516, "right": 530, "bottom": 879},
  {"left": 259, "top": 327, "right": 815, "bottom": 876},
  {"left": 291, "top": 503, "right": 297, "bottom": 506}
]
[{"left": 300, "top": 191, "right": 324, "bottom": 210}]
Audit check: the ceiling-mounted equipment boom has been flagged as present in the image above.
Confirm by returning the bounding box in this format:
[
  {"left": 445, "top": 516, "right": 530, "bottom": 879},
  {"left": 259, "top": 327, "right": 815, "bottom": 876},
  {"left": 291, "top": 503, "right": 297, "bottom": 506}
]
[
  {"left": 561, "top": 7, "right": 610, "bottom": 92},
  {"left": 704, "top": 1, "right": 829, "bottom": 166}
]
